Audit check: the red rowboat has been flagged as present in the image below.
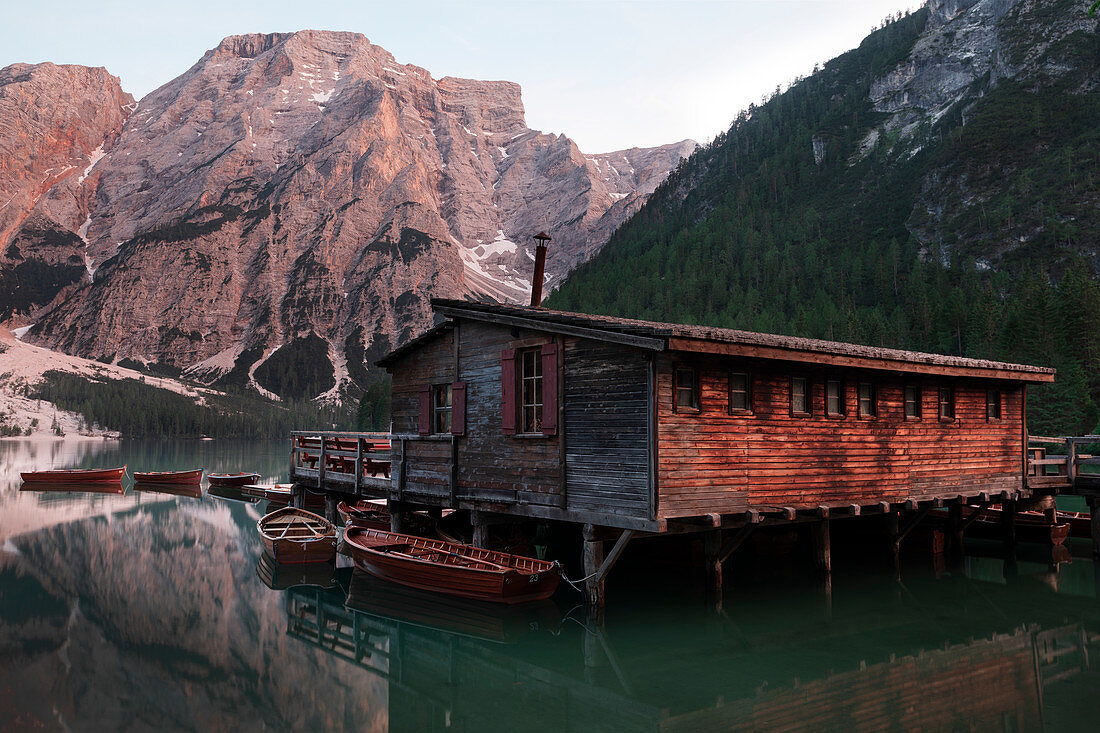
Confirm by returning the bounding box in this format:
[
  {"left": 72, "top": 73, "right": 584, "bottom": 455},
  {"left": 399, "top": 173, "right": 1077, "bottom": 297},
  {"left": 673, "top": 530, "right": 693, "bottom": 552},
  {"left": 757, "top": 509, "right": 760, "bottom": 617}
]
[
  {"left": 20, "top": 466, "right": 126, "bottom": 484},
  {"left": 343, "top": 526, "right": 561, "bottom": 605},
  {"left": 337, "top": 500, "right": 391, "bottom": 529},
  {"left": 242, "top": 483, "right": 295, "bottom": 501},
  {"left": 932, "top": 506, "right": 1070, "bottom": 546},
  {"left": 133, "top": 469, "right": 203, "bottom": 484},
  {"left": 208, "top": 472, "right": 261, "bottom": 487},
  {"left": 257, "top": 507, "right": 337, "bottom": 565},
  {"left": 20, "top": 481, "right": 125, "bottom": 495}
]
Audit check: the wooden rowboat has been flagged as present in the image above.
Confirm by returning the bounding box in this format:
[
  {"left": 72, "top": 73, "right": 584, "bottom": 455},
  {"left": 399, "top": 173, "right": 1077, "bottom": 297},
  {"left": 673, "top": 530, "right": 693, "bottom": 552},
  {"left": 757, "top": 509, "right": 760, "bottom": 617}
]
[
  {"left": 343, "top": 526, "right": 561, "bottom": 605},
  {"left": 931, "top": 506, "right": 1070, "bottom": 546},
  {"left": 20, "top": 466, "right": 126, "bottom": 484},
  {"left": 337, "top": 500, "right": 391, "bottom": 529},
  {"left": 257, "top": 507, "right": 337, "bottom": 565},
  {"left": 208, "top": 472, "right": 261, "bottom": 487},
  {"left": 20, "top": 481, "right": 125, "bottom": 495},
  {"left": 133, "top": 468, "right": 203, "bottom": 484},
  {"left": 242, "top": 483, "right": 295, "bottom": 501},
  {"left": 207, "top": 485, "right": 259, "bottom": 504}
]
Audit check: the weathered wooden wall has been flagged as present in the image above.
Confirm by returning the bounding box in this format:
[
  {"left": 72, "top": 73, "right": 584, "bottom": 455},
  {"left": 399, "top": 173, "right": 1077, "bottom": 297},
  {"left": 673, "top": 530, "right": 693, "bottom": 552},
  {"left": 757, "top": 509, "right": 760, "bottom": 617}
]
[
  {"left": 389, "top": 320, "right": 652, "bottom": 519},
  {"left": 563, "top": 339, "right": 651, "bottom": 518},
  {"left": 656, "top": 353, "right": 1025, "bottom": 518}
]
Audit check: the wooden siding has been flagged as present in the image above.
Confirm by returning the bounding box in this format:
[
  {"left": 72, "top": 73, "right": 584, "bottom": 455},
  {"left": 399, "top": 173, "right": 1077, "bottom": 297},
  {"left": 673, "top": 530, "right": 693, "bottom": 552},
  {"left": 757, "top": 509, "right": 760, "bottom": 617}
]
[
  {"left": 563, "top": 339, "right": 651, "bottom": 517},
  {"left": 656, "top": 353, "right": 1025, "bottom": 518}
]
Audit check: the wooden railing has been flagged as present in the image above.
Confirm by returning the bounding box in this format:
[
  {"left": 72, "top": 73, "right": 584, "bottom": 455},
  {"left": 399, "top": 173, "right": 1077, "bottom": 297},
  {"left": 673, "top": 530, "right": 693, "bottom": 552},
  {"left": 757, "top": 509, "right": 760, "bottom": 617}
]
[
  {"left": 1028, "top": 435, "right": 1100, "bottom": 487},
  {"left": 290, "top": 430, "right": 393, "bottom": 492}
]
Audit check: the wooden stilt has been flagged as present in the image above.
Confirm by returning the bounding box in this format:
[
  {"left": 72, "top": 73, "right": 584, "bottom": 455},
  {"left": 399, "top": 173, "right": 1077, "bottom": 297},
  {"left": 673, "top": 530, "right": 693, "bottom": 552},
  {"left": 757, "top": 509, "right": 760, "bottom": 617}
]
[
  {"left": 473, "top": 521, "right": 489, "bottom": 549},
  {"left": 583, "top": 523, "right": 606, "bottom": 624},
  {"left": 887, "top": 511, "right": 900, "bottom": 572},
  {"left": 704, "top": 530, "right": 723, "bottom": 601},
  {"left": 1002, "top": 499, "right": 1017, "bottom": 554},
  {"left": 948, "top": 503, "right": 964, "bottom": 557},
  {"left": 324, "top": 493, "right": 338, "bottom": 524},
  {"left": 389, "top": 501, "right": 405, "bottom": 533},
  {"left": 1088, "top": 496, "right": 1100, "bottom": 559},
  {"left": 811, "top": 519, "right": 832, "bottom": 575},
  {"left": 292, "top": 483, "right": 306, "bottom": 510}
]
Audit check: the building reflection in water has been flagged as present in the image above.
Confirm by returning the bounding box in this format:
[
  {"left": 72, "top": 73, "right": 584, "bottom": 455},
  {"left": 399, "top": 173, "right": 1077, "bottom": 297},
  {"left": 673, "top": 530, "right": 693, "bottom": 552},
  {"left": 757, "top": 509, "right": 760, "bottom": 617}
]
[{"left": 283, "top": 564, "right": 1099, "bottom": 733}]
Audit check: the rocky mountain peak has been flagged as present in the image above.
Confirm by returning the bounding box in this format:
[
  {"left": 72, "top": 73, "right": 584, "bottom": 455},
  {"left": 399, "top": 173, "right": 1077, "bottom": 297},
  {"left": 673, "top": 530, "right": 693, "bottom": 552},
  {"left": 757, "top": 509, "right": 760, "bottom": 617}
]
[{"left": 1, "top": 33, "right": 694, "bottom": 402}]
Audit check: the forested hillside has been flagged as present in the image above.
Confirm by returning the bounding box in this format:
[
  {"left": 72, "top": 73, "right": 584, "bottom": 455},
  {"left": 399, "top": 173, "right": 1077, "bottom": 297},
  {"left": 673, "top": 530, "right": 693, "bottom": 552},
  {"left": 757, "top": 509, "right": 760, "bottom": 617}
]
[{"left": 548, "top": 0, "right": 1100, "bottom": 436}]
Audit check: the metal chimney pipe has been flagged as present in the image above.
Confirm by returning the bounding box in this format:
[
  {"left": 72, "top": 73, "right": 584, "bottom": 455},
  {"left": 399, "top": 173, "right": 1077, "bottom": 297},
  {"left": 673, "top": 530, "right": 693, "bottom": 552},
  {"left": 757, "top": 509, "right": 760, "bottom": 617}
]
[{"left": 530, "top": 232, "right": 551, "bottom": 307}]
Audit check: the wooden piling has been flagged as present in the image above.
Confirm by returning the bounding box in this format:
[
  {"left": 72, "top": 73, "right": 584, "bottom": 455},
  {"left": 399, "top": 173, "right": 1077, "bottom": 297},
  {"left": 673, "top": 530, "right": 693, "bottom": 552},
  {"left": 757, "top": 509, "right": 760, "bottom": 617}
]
[
  {"left": 704, "top": 530, "right": 723, "bottom": 602},
  {"left": 1088, "top": 496, "right": 1100, "bottom": 558},
  {"left": 811, "top": 520, "right": 832, "bottom": 575},
  {"left": 325, "top": 493, "right": 338, "bottom": 524},
  {"left": 389, "top": 501, "right": 405, "bottom": 534},
  {"left": 887, "top": 511, "right": 900, "bottom": 571},
  {"left": 1001, "top": 498, "right": 1017, "bottom": 553},
  {"left": 583, "top": 523, "right": 605, "bottom": 623}
]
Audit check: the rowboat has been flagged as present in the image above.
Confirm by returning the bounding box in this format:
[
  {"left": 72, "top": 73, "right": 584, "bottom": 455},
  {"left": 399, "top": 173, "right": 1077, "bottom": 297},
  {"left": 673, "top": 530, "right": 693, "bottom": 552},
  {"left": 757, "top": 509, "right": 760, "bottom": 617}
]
[
  {"left": 133, "top": 481, "right": 202, "bottom": 498},
  {"left": 244, "top": 484, "right": 326, "bottom": 511},
  {"left": 20, "top": 466, "right": 126, "bottom": 484},
  {"left": 257, "top": 507, "right": 337, "bottom": 565},
  {"left": 343, "top": 526, "right": 561, "bottom": 604},
  {"left": 345, "top": 570, "right": 561, "bottom": 643},
  {"left": 133, "top": 468, "right": 203, "bottom": 484},
  {"left": 208, "top": 472, "right": 261, "bottom": 487},
  {"left": 337, "top": 500, "right": 391, "bottom": 529},
  {"left": 931, "top": 506, "right": 1070, "bottom": 546}
]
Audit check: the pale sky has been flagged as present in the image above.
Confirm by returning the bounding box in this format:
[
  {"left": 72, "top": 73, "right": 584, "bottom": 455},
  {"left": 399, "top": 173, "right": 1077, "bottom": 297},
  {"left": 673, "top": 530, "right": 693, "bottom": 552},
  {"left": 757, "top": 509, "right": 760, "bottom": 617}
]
[{"left": 4, "top": 0, "right": 917, "bottom": 153}]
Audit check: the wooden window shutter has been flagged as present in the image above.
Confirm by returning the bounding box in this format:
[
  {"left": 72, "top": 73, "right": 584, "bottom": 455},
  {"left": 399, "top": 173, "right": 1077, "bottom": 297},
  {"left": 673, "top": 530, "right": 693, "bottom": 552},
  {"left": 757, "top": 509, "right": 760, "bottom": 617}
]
[
  {"left": 418, "top": 385, "right": 431, "bottom": 436},
  {"left": 541, "top": 342, "right": 558, "bottom": 435},
  {"left": 451, "top": 381, "right": 466, "bottom": 435},
  {"left": 501, "top": 349, "right": 516, "bottom": 435}
]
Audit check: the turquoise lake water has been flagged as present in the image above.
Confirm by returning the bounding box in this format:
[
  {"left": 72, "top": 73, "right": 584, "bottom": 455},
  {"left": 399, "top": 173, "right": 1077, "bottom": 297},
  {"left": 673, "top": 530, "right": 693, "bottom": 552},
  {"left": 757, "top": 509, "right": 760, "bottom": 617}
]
[{"left": 1, "top": 438, "right": 1098, "bottom": 731}]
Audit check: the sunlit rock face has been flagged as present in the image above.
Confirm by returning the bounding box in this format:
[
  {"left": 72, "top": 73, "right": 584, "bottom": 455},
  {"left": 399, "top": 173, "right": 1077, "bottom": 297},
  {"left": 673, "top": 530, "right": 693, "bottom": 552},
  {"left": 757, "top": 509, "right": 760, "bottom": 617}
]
[
  {"left": 0, "top": 63, "right": 133, "bottom": 322},
  {"left": 4, "top": 31, "right": 694, "bottom": 397}
]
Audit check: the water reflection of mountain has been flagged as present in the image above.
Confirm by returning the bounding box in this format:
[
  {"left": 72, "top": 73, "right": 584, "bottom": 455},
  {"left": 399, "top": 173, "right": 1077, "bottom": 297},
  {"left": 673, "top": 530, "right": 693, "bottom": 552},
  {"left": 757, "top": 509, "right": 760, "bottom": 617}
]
[
  {"left": 287, "top": 569, "right": 1100, "bottom": 732},
  {"left": 0, "top": 502, "right": 385, "bottom": 731}
]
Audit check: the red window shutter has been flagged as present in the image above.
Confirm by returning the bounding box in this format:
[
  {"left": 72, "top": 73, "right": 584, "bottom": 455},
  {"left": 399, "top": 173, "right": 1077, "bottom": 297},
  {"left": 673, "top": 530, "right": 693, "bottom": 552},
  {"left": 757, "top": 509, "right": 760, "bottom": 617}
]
[
  {"left": 541, "top": 342, "right": 558, "bottom": 435},
  {"left": 501, "top": 349, "right": 516, "bottom": 435},
  {"left": 418, "top": 385, "right": 431, "bottom": 435},
  {"left": 451, "top": 381, "right": 466, "bottom": 435}
]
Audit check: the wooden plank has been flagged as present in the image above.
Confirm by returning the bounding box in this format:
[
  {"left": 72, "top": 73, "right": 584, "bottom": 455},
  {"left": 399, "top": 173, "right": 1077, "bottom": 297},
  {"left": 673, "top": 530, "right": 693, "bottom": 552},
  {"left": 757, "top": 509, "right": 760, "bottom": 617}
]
[{"left": 434, "top": 305, "right": 665, "bottom": 351}]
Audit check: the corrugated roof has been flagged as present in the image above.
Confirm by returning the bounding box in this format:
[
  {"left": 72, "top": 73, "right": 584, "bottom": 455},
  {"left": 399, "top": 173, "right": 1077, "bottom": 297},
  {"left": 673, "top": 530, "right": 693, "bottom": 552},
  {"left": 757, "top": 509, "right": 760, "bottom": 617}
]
[{"left": 378, "top": 298, "right": 1055, "bottom": 379}]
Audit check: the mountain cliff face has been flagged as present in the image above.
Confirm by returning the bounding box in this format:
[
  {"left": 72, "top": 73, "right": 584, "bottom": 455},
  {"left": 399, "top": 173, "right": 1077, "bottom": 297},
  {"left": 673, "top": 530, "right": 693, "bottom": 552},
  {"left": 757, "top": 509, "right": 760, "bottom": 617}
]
[
  {"left": 0, "top": 63, "right": 133, "bottom": 321},
  {"left": 1, "top": 31, "right": 693, "bottom": 400},
  {"left": 549, "top": 0, "right": 1100, "bottom": 435}
]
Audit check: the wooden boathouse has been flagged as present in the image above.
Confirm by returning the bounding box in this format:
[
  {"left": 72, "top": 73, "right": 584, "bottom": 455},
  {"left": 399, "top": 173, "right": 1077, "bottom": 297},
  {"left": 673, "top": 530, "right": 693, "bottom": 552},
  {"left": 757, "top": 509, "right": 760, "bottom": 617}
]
[{"left": 292, "top": 298, "right": 1058, "bottom": 610}]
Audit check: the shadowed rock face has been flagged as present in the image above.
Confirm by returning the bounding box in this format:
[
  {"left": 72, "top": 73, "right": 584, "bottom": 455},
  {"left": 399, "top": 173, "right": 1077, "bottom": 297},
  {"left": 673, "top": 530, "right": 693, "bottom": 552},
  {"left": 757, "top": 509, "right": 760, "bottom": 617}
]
[{"left": 1, "top": 31, "right": 694, "bottom": 398}]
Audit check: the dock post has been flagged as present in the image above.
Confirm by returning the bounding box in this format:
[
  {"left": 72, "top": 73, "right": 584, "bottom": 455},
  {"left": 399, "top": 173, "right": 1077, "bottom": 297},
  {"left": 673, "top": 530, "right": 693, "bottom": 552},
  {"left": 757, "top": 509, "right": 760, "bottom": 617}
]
[
  {"left": 887, "top": 511, "right": 901, "bottom": 573},
  {"left": 389, "top": 501, "right": 405, "bottom": 534},
  {"left": 1089, "top": 496, "right": 1100, "bottom": 558},
  {"left": 811, "top": 519, "right": 832, "bottom": 575},
  {"left": 472, "top": 512, "right": 489, "bottom": 549},
  {"left": 1002, "top": 498, "right": 1017, "bottom": 553},
  {"left": 325, "top": 493, "right": 338, "bottom": 524},
  {"left": 292, "top": 483, "right": 306, "bottom": 510},
  {"left": 703, "top": 530, "right": 723, "bottom": 604},
  {"left": 947, "top": 503, "right": 964, "bottom": 556},
  {"left": 583, "top": 523, "right": 605, "bottom": 624}
]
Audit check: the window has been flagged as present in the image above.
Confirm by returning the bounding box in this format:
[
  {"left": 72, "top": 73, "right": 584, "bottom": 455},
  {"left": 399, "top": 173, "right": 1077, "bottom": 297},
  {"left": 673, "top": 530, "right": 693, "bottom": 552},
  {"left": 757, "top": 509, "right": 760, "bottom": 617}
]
[
  {"left": 987, "top": 388, "right": 1002, "bottom": 420},
  {"left": 825, "top": 378, "right": 844, "bottom": 417},
  {"left": 520, "top": 348, "right": 543, "bottom": 433},
  {"left": 904, "top": 385, "right": 921, "bottom": 419},
  {"left": 938, "top": 386, "right": 955, "bottom": 420},
  {"left": 791, "top": 376, "right": 810, "bottom": 416},
  {"left": 729, "top": 371, "right": 752, "bottom": 413},
  {"left": 675, "top": 366, "right": 699, "bottom": 412},
  {"left": 432, "top": 384, "right": 452, "bottom": 434},
  {"left": 858, "top": 382, "right": 876, "bottom": 418}
]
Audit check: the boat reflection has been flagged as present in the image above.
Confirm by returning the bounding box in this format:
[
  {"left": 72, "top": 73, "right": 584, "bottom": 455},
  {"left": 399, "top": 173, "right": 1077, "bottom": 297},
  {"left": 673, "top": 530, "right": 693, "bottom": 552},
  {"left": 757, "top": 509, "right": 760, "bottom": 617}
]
[
  {"left": 256, "top": 553, "right": 338, "bottom": 591},
  {"left": 277, "top": 565, "right": 1100, "bottom": 733},
  {"left": 132, "top": 481, "right": 203, "bottom": 499},
  {"left": 207, "top": 485, "right": 260, "bottom": 504},
  {"left": 19, "top": 481, "right": 124, "bottom": 495}
]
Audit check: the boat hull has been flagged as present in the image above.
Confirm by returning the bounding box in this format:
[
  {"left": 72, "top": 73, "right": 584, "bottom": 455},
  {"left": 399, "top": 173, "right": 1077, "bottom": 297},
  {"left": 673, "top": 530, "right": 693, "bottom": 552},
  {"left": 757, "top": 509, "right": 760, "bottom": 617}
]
[
  {"left": 133, "top": 469, "right": 203, "bottom": 484},
  {"left": 258, "top": 507, "right": 336, "bottom": 565},
  {"left": 20, "top": 466, "right": 125, "bottom": 484},
  {"left": 337, "top": 500, "right": 390, "bottom": 529},
  {"left": 343, "top": 527, "right": 560, "bottom": 605},
  {"left": 208, "top": 472, "right": 261, "bottom": 487}
]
